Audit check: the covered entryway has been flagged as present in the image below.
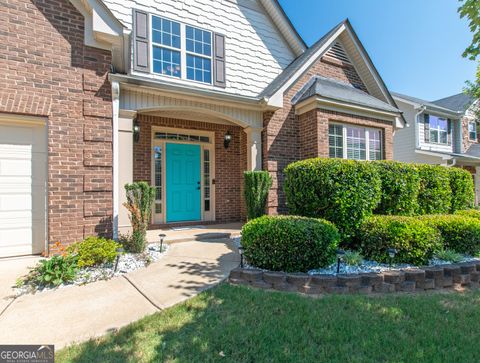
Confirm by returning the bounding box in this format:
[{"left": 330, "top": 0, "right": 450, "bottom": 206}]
[{"left": 0, "top": 116, "right": 47, "bottom": 257}]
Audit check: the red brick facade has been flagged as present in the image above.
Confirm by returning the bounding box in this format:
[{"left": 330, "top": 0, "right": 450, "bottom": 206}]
[
  {"left": 263, "top": 56, "right": 395, "bottom": 214},
  {"left": 133, "top": 115, "right": 247, "bottom": 224},
  {"left": 0, "top": 0, "right": 113, "bottom": 249}
]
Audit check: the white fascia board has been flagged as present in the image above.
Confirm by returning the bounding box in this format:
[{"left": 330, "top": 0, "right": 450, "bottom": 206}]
[
  {"left": 267, "top": 25, "right": 346, "bottom": 108},
  {"left": 415, "top": 149, "right": 453, "bottom": 161}
]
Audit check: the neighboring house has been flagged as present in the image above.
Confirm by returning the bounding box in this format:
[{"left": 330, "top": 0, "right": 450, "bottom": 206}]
[
  {"left": 392, "top": 92, "right": 480, "bottom": 203},
  {"left": 0, "top": 0, "right": 403, "bottom": 257}
]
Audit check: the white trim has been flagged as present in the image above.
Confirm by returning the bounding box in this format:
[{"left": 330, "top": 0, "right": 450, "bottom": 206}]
[
  {"left": 329, "top": 122, "right": 383, "bottom": 161},
  {"left": 0, "top": 113, "right": 46, "bottom": 126},
  {"left": 112, "top": 81, "right": 120, "bottom": 239}
]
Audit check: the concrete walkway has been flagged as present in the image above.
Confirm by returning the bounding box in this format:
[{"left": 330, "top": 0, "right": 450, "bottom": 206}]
[{"left": 0, "top": 238, "right": 239, "bottom": 349}]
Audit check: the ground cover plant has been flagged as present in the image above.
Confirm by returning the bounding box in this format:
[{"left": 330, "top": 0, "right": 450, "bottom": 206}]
[{"left": 57, "top": 284, "right": 480, "bottom": 363}]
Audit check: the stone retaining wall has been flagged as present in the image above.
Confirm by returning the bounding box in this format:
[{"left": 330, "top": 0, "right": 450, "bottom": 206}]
[{"left": 229, "top": 262, "right": 480, "bottom": 294}]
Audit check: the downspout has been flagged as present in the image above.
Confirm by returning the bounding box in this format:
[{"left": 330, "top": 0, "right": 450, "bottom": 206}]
[
  {"left": 111, "top": 80, "right": 120, "bottom": 240},
  {"left": 414, "top": 105, "right": 426, "bottom": 148}
]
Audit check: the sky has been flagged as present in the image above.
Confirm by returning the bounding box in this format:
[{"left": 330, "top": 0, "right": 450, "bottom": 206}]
[{"left": 278, "top": 0, "right": 477, "bottom": 101}]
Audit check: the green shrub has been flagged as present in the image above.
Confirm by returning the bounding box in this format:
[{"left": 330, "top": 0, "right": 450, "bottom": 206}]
[
  {"left": 418, "top": 214, "right": 480, "bottom": 255},
  {"left": 455, "top": 209, "right": 480, "bottom": 219},
  {"left": 374, "top": 161, "right": 420, "bottom": 215},
  {"left": 32, "top": 255, "right": 78, "bottom": 287},
  {"left": 241, "top": 215, "right": 340, "bottom": 272},
  {"left": 435, "top": 249, "right": 464, "bottom": 263},
  {"left": 343, "top": 250, "right": 363, "bottom": 266},
  {"left": 284, "top": 158, "right": 381, "bottom": 241},
  {"left": 67, "top": 236, "right": 122, "bottom": 267},
  {"left": 449, "top": 168, "right": 475, "bottom": 212},
  {"left": 359, "top": 215, "right": 442, "bottom": 265},
  {"left": 416, "top": 164, "right": 451, "bottom": 214},
  {"left": 244, "top": 171, "right": 272, "bottom": 220},
  {"left": 118, "top": 231, "right": 146, "bottom": 254},
  {"left": 123, "top": 181, "right": 156, "bottom": 253}
]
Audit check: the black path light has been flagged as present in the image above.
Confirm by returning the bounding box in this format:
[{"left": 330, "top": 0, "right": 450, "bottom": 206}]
[
  {"left": 159, "top": 233, "right": 166, "bottom": 252},
  {"left": 336, "top": 249, "right": 345, "bottom": 274},
  {"left": 114, "top": 247, "right": 124, "bottom": 273},
  {"left": 387, "top": 248, "right": 397, "bottom": 267},
  {"left": 238, "top": 246, "right": 244, "bottom": 268}
]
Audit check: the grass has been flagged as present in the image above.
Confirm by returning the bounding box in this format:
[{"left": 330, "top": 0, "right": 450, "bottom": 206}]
[{"left": 57, "top": 284, "right": 480, "bottom": 363}]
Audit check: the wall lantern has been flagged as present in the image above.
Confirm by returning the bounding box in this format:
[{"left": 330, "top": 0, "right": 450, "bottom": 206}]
[
  {"left": 224, "top": 131, "right": 232, "bottom": 149},
  {"left": 133, "top": 119, "right": 140, "bottom": 143}
]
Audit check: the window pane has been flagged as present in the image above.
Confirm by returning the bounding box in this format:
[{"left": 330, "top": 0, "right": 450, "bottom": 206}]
[
  {"left": 153, "top": 46, "right": 181, "bottom": 77},
  {"left": 152, "top": 16, "right": 180, "bottom": 49},
  {"left": 154, "top": 146, "right": 162, "bottom": 214},
  {"left": 346, "top": 126, "right": 366, "bottom": 160},
  {"left": 204, "top": 149, "right": 210, "bottom": 211},
  {"left": 186, "top": 25, "right": 212, "bottom": 56},
  {"left": 369, "top": 129, "right": 382, "bottom": 160},
  {"left": 328, "top": 124, "right": 343, "bottom": 158},
  {"left": 186, "top": 54, "right": 212, "bottom": 83}
]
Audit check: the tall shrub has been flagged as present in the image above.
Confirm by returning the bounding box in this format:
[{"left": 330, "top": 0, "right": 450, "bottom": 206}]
[
  {"left": 416, "top": 164, "right": 451, "bottom": 214},
  {"left": 448, "top": 167, "right": 474, "bottom": 212},
  {"left": 284, "top": 158, "right": 381, "bottom": 241},
  {"left": 123, "top": 181, "right": 156, "bottom": 253},
  {"left": 243, "top": 171, "right": 272, "bottom": 220},
  {"left": 374, "top": 161, "right": 420, "bottom": 215}
]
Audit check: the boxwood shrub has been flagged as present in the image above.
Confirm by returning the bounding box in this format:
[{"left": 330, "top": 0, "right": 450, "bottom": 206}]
[
  {"left": 448, "top": 168, "right": 475, "bottom": 212},
  {"left": 359, "top": 215, "right": 442, "bottom": 265},
  {"left": 455, "top": 209, "right": 480, "bottom": 219},
  {"left": 416, "top": 164, "right": 451, "bottom": 214},
  {"left": 284, "top": 158, "right": 381, "bottom": 240},
  {"left": 418, "top": 214, "right": 480, "bottom": 256},
  {"left": 374, "top": 161, "right": 420, "bottom": 216},
  {"left": 241, "top": 215, "right": 340, "bottom": 272}
]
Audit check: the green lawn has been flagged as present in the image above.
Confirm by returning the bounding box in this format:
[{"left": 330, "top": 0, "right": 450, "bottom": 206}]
[{"left": 57, "top": 284, "right": 480, "bottom": 363}]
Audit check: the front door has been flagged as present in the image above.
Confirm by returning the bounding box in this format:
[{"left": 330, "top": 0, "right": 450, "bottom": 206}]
[{"left": 166, "top": 143, "right": 201, "bottom": 222}]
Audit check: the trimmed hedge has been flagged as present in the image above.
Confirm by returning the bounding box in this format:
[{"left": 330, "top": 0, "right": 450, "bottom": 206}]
[
  {"left": 449, "top": 168, "right": 475, "bottom": 212},
  {"left": 284, "top": 158, "right": 381, "bottom": 240},
  {"left": 416, "top": 164, "right": 452, "bottom": 214},
  {"left": 359, "top": 216, "right": 442, "bottom": 265},
  {"left": 374, "top": 161, "right": 420, "bottom": 216},
  {"left": 455, "top": 209, "right": 480, "bottom": 219},
  {"left": 419, "top": 214, "right": 480, "bottom": 255},
  {"left": 241, "top": 215, "right": 340, "bottom": 272}
]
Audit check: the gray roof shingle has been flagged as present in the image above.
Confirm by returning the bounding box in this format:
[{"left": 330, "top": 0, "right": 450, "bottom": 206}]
[
  {"left": 391, "top": 92, "right": 462, "bottom": 115},
  {"left": 293, "top": 76, "right": 400, "bottom": 113},
  {"left": 431, "top": 93, "right": 474, "bottom": 113}
]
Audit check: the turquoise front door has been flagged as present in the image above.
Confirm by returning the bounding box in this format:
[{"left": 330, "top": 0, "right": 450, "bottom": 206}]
[{"left": 166, "top": 143, "right": 201, "bottom": 222}]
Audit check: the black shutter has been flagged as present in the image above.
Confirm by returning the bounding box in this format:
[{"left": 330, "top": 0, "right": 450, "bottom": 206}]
[
  {"left": 424, "top": 113, "right": 430, "bottom": 143},
  {"left": 447, "top": 119, "right": 452, "bottom": 145},
  {"left": 133, "top": 9, "right": 149, "bottom": 73},
  {"left": 213, "top": 33, "right": 226, "bottom": 87}
]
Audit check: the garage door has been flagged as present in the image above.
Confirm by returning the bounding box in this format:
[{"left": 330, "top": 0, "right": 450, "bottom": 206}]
[{"left": 0, "top": 121, "right": 47, "bottom": 257}]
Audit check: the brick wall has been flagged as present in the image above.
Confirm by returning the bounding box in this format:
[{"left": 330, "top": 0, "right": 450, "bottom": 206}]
[
  {"left": 0, "top": 0, "right": 113, "bottom": 250},
  {"left": 462, "top": 115, "right": 478, "bottom": 153},
  {"left": 263, "top": 56, "right": 395, "bottom": 214},
  {"left": 133, "top": 115, "right": 247, "bottom": 223}
]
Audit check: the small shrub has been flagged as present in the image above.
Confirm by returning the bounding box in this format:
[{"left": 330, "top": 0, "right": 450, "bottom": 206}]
[
  {"left": 241, "top": 215, "right": 340, "bottom": 272},
  {"left": 343, "top": 250, "right": 363, "bottom": 266},
  {"left": 67, "top": 236, "right": 122, "bottom": 267},
  {"left": 449, "top": 168, "right": 475, "bottom": 212},
  {"left": 374, "top": 161, "right": 420, "bottom": 216},
  {"left": 284, "top": 158, "right": 381, "bottom": 241},
  {"left": 118, "top": 231, "right": 145, "bottom": 254},
  {"left": 359, "top": 215, "right": 442, "bottom": 265},
  {"left": 416, "top": 164, "right": 451, "bottom": 214},
  {"left": 455, "top": 209, "right": 480, "bottom": 219},
  {"left": 418, "top": 214, "right": 480, "bottom": 255},
  {"left": 435, "top": 249, "right": 464, "bottom": 263},
  {"left": 123, "top": 181, "right": 156, "bottom": 253},
  {"left": 32, "top": 255, "right": 78, "bottom": 286},
  {"left": 244, "top": 171, "right": 272, "bottom": 220}
]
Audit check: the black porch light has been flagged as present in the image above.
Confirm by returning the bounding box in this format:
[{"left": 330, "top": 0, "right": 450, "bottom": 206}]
[
  {"left": 387, "top": 248, "right": 397, "bottom": 267},
  {"left": 336, "top": 249, "right": 345, "bottom": 274},
  {"left": 159, "top": 233, "right": 166, "bottom": 252},
  {"left": 238, "top": 246, "right": 244, "bottom": 268},
  {"left": 224, "top": 131, "right": 232, "bottom": 149},
  {"left": 133, "top": 119, "right": 140, "bottom": 143}
]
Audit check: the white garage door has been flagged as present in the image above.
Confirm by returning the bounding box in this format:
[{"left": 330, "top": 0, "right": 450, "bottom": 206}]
[{"left": 0, "top": 120, "right": 47, "bottom": 257}]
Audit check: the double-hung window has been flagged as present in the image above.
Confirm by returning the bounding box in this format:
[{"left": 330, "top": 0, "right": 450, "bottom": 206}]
[
  {"left": 151, "top": 15, "right": 212, "bottom": 84},
  {"left": 469, "top": 121, "right": 477, "bottom": 141},
  {"left": 328, "top": 124, "right": 382, "bottom": 161},
  {"left": 428, "top": 115, "right": 449, "bottom": 144}
]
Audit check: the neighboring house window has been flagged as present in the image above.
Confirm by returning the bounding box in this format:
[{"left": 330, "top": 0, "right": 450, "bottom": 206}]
[
  {"left": 328, "top": 124, "right": 382, "bottom": 161},
  {"left": 469, "top": 121, "right": 477, "bottom": 141},
  {"left": 151, "top": 15, "right": 212, "bottom": 84},
  {"left": 426, "top": 115, "right": 450, "bottom": 145}
]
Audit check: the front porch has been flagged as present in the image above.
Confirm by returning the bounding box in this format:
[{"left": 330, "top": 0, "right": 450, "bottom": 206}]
[{"left": 146, "top": 222, "right": 242, "bottom": 244}]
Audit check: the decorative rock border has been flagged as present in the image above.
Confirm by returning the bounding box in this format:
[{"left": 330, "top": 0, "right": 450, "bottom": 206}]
[{"left": 228, "top": 261, "right": 480, "bottom": 294}]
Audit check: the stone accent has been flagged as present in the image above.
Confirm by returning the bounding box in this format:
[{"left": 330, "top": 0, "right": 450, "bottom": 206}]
[
  {"left": 133, "top": 115, "right": 247, "bottom": 223},
  {"left": 228, "top": 261, "right": 480, "bottom": 295},
  {"left": 0, "top": 0, "right": 113, "bottom": 251}
]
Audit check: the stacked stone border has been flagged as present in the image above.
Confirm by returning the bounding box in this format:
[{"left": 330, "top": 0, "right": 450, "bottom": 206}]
[{"left": 229, "top": 262, "right": 480, "bottom": 294}]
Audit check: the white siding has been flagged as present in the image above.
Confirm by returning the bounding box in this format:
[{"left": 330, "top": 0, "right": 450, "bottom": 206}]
[
  {"left": 102, "top": 0, "right": 296, "bottom": 97},
  {"left": 393, "top": 100, "right": 418, "bottom": 162}
]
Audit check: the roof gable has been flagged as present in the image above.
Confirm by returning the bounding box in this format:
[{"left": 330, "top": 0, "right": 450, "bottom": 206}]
[{"left": 432, "top": 93, "right": 475, "bottom": 113}]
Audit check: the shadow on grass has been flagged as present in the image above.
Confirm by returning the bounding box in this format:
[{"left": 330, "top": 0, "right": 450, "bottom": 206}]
[{"left": 57, "top": 285, "right": 480, "bottom": 363}]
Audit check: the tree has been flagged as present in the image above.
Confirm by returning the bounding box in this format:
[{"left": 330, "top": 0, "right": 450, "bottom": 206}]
[{"left": 459, "top": 0, "right": 480, "bottom": 101}]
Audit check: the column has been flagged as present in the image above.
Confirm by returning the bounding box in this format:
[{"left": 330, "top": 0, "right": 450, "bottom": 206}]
[{"left": 244, "top": 127, "right": 263, "bottom": 171}]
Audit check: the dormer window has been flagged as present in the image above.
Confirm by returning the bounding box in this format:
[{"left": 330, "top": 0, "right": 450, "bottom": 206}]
[
  {"left": 469, "top": 121, "right": 477, "bottom": 141},
  {"left": 133, "top": 10, "right": 225, "bottom": 87}
]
